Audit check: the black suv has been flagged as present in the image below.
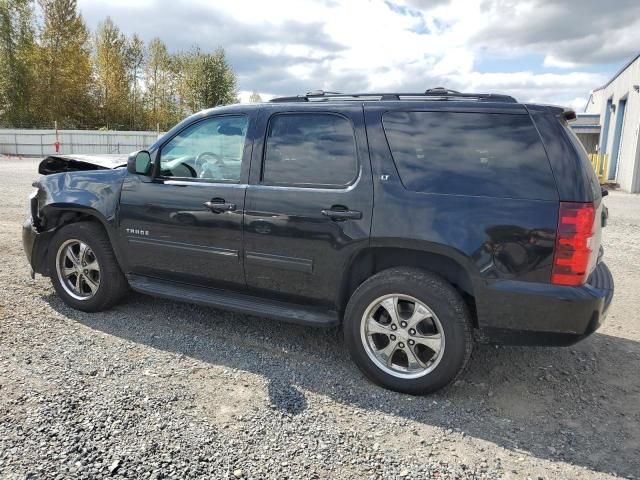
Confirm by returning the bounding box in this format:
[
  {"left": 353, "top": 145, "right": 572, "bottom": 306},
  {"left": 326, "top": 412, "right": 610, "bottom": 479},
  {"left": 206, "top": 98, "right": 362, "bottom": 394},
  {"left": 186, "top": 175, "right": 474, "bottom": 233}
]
[{"left": 23, "top": 89, "right": 614, "bottom": 394}]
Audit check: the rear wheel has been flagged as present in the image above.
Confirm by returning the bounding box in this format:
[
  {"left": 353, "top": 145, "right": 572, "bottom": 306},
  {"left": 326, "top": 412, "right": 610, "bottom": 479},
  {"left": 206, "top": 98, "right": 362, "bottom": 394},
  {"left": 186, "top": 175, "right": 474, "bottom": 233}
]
[
  {"left": 48, "top": 222, "right": 128, "bottom": 312},
  {"left": 344, "top": 268, "right": 473, "bottom": 394}
]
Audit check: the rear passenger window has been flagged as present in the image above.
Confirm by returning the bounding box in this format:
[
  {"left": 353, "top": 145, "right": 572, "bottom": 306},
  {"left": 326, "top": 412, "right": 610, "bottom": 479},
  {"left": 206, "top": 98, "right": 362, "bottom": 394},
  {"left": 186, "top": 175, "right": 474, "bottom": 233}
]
[
  {"left": 263, "top": 113, "right": 358, "bottom": 187},
  {"left": 383, "top": 111, "right": 558, "bottom": 200}
]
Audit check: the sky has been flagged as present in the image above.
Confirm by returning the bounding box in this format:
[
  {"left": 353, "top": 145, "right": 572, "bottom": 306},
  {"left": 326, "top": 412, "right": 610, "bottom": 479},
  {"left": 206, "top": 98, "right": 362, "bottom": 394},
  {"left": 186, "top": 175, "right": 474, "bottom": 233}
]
[{"left": 76, "top": 0, "right": 640, "bottom": 111}]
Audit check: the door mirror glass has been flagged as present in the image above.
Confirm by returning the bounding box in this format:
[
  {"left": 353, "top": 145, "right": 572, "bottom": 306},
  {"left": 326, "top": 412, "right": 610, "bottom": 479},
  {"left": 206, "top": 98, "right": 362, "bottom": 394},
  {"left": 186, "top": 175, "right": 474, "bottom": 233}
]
[{"left": 128, "top": 150, "right": 152, "bottom": 175}]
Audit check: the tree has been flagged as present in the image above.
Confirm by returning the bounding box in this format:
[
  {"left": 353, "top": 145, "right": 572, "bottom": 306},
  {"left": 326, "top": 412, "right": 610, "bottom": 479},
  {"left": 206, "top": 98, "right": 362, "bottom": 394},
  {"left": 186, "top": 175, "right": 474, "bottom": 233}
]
[
  {"left": 248, "top": 91, "right": 262, "bottom": 103},
  {"left": 33, "top": 0, "right": 94, "bottom": 127},
  {"left": 124, "top": 33, "right": 145, "bottom": 130},
  {"left": 94, "top": 17, "right": 129, "bottom": 128},
  {"left": 178, "top": 47, "right": 236, "bottom": 114},
  {"left": 0, "top": 4, "right": 240, "bottom": 130},
  {"left": 0, "top": 0, "right": 36, "bottom": 126},
  {"left": 145, "top": 37, "right": 180, "bottom": 130}
]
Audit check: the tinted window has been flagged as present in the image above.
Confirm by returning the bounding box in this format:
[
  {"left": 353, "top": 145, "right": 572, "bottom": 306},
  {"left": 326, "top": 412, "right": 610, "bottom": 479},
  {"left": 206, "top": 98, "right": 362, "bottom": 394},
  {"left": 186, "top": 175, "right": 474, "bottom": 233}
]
[
  {"left": 562, "top": 122, "right": 601, "bottom": 200},
  {"left": 263, "top": 113, "right": 358, "bottom": 187},
  {"left": 383, "top": 111, "right": 557, "bottom": 199},
  {"left": 160, "top": 115, "right": 247, "bottom": 182}
]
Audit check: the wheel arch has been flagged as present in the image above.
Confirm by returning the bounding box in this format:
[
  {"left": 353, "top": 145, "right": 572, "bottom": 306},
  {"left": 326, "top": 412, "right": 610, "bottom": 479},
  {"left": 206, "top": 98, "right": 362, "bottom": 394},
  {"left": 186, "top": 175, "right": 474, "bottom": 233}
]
[
  {"left": 37, "top": 205, "right": 127, "bottom": 276},
  {"left": 337, "top": 245, "right": 478, "bottom": 326}
]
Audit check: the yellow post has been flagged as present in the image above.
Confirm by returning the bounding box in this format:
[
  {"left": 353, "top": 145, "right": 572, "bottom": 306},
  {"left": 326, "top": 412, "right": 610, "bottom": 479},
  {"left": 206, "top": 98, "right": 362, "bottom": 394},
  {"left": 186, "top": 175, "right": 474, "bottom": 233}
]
[
  {"left": 589, "top": 153, "right": 601, "bottom": 178},
  {"left": 600, "top": 154, "right": 610, "bottom": 183},
  {"left": 579, "top": 153, "right": 611, "bottom": 184}
]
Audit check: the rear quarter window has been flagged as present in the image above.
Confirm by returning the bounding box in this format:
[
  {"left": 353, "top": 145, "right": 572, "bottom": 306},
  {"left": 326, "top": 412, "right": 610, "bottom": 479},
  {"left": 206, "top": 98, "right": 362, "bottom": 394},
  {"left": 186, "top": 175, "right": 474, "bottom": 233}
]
[
  {"left": 561, "top": 121, "right": 602, "bottom": 201},
  {"left": 382, "top": 111, "right": 558, "bottom": 200}
]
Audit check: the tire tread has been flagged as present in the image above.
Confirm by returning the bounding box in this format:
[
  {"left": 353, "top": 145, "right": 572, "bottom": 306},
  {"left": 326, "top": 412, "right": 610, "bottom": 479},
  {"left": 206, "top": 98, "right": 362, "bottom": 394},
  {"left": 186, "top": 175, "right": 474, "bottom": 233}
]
[
  {"left": 48, "top": 221, "right": 128, "bottom": 312},
  {"left": 344, "top": 267, "right": 473, "bottom": 394}
]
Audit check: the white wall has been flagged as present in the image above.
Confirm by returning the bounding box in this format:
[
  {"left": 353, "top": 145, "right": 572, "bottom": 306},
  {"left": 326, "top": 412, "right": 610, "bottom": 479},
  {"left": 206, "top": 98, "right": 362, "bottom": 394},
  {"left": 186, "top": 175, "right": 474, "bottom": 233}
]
[
  {"left": 586, "top": 56, "right": 640, "bottom": 192},
  {"left": 0, "top": 129, "right": 162, "bottom": 157}
]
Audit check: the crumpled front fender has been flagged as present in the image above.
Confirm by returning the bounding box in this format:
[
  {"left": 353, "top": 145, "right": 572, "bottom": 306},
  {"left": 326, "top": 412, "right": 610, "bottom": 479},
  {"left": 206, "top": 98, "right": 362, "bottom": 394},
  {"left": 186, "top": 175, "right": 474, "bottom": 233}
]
[{"left": 27, "top": 168, "right": 129, "bottom": 275}]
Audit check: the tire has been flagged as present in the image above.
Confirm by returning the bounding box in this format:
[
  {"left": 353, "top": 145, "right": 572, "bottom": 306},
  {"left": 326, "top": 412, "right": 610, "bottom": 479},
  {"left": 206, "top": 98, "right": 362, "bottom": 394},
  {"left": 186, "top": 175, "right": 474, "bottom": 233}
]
[
  {"left": 48, "top": 222, "right": 129, "bottom": 312},
  {"left": 343, "top": 268, "right": 473, "bottom": 395}
]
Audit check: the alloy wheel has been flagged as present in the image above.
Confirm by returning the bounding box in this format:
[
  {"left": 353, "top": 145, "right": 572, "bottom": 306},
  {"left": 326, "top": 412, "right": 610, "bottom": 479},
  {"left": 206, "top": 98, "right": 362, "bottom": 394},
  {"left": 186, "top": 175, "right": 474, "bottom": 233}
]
[
  {"left": 360, "top": 294, "right": 445, "bottom": 379},
  {"left": 55, "top": 239, "right": 101, "bottom": 300}
]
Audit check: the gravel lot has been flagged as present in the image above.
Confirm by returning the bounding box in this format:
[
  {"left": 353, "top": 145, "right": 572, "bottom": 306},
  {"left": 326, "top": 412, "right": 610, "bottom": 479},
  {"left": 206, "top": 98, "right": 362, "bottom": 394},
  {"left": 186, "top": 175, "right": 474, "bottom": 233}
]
[{"left": 1, "top": 156, "right": 639, "bottom": 480}]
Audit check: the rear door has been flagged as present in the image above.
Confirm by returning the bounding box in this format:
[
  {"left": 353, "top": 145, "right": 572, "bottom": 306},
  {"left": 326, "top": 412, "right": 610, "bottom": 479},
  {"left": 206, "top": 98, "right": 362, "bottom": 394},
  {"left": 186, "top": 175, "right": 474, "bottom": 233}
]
[
  {"left": 119, "top": 112, "right": 254, "bottom": 290},
  {"left": 243, "top": 104, "right": 373, "bottom": 307}
]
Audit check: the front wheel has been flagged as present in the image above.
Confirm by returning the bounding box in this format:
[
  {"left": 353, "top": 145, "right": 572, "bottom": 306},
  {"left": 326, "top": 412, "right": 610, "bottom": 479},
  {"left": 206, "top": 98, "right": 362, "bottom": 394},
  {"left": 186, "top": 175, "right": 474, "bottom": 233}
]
[
  {"left": 343, "top": 268, "right": 473, "bottom": 394},
  {"left": 48, "top": 222, "right": 128, "bottom": 312}
]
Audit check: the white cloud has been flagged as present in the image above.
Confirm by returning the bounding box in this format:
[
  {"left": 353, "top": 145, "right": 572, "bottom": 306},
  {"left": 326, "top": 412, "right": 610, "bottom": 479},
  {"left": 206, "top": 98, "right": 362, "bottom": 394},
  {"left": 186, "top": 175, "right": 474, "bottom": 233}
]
[
  {"left": 566, "top": 97, "right": 589, "bottom": 113},
  {"left": 77, "top": 0, "right": 631, "bottom": 108},
  {"left": 472, "top": 0, "right": 640, "bottom": 65},
  {"left": 543, "top": 55, "right": 579, "bottom": 69}
]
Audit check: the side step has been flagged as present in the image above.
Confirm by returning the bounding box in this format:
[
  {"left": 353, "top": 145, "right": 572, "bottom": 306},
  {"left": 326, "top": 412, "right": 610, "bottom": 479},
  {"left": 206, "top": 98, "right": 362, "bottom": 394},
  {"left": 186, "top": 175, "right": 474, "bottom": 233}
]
[{"left": 127, "top": 274, "right": 340, "bottom": 328}]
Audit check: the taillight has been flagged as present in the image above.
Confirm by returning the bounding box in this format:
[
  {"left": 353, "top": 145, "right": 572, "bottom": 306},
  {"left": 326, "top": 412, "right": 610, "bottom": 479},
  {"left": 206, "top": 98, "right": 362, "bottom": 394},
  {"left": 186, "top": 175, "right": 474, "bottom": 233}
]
[{"left": 551, "top": 202, "right": 595, "bottom": 286}]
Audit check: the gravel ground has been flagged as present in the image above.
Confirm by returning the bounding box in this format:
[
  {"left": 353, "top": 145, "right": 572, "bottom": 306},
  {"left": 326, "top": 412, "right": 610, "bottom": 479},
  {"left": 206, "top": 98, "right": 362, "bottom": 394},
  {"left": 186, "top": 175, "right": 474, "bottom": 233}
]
[{"left": 1, "top": 155, "right": 639, "bottom": 480}]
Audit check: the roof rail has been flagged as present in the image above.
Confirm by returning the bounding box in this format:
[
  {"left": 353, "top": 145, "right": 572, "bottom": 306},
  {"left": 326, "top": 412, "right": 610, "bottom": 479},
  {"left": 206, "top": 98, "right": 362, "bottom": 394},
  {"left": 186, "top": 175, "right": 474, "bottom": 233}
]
[{"left": 269, "top": 88, "right": 517, "bottom": 103}]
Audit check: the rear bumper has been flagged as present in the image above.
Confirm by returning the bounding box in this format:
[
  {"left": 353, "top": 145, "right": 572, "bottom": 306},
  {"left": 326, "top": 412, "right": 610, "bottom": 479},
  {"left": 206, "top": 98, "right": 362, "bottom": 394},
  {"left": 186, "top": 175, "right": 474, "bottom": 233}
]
[{"left": 476, "top": 261, "right": 614, "bottom": 346}]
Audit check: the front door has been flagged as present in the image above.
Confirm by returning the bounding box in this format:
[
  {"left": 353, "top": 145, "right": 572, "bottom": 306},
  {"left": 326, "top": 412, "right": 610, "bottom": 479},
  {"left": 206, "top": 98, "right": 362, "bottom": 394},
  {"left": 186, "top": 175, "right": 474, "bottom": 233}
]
[
  {"left": 243, "top": 106, "right": 373, "bottom": 307},
  {"left": 119, "top": 113, "right": 252, "bottom": 290}
]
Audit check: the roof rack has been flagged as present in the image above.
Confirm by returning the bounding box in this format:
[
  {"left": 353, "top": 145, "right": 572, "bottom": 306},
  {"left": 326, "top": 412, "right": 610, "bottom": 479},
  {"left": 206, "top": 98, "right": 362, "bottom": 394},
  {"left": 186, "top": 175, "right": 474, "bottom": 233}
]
[{"left": 269, "top": 87, "right": 518, "bottom": 103}]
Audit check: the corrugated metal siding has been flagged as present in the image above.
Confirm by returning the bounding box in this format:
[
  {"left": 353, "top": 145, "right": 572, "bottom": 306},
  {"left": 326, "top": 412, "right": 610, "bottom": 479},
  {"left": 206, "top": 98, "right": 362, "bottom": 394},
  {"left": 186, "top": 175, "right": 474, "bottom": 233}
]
[
  {"left": 0, "top": 129, "right": 162, "bottom": 156},
  {"left": 576, "top": 133, "right": 599, "bottom": 154},
  {"left": 585, "top": 56, "right": 640, "bottom": 192}
]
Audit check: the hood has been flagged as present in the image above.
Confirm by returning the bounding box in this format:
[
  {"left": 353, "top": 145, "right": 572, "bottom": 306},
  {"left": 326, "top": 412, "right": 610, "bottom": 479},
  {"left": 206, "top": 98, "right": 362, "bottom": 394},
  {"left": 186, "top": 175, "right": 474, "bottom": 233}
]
[{"left": 38, "top": 154, "right": 129, "bottom": 175}]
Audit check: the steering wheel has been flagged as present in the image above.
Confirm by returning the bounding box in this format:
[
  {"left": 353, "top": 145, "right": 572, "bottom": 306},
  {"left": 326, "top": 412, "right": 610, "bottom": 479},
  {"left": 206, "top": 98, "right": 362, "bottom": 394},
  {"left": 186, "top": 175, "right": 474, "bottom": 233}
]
[
  {"left": 195, "top": 151, "right": 222, "bottom": 168},
  {"left": 197, "top": 152, "right": 228, "bottom": 179},
  {"left": 183, "top": 163, "right": 197, "bottom": 178}
]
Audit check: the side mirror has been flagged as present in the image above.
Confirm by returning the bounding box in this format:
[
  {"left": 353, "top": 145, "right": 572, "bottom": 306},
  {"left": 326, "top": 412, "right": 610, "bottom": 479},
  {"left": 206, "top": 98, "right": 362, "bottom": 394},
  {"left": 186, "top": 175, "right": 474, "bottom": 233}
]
[{"left": 128, "top": 150, "right": 152, "bottom": 175}]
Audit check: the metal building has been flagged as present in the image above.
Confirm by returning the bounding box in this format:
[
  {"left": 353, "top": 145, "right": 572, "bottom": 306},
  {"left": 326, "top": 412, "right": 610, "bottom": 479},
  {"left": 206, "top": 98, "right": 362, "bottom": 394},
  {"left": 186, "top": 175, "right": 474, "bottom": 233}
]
[
  {"left": 571, "top": 113, "right": 600, "bottom": 155},
  {"left": 584, "top": 53, "right": 640, "bottom": 192}
]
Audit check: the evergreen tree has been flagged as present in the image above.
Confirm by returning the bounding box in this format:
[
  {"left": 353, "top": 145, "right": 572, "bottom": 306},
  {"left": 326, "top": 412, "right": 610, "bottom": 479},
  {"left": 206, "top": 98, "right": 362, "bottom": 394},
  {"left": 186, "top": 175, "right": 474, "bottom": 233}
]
[
  {"left": 33, "top": 0, "right": 94, "bottom": 127},
  {"left": 94, "top": 17, "right": 129, "bottom": 128},
  {"left": 0, "top": 4, "right": 239, "bottom": 130},
  {"left": 125, "top": 33, "right": 145, "bottom": 130},
  {"left": 0, "top": 0, "right": 36, "bottom": 126}
]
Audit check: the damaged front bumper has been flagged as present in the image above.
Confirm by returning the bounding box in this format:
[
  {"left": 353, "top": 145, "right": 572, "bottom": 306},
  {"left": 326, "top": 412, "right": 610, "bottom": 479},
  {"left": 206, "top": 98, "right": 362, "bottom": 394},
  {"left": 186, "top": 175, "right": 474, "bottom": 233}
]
[{"left": 22, "top": 216, "right": 54, "bottom": 277}]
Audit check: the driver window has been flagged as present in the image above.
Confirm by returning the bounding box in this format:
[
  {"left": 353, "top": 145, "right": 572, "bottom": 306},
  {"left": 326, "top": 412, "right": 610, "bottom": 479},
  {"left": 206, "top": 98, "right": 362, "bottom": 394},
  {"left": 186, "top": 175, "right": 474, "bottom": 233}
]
[{"left": 159, "top": 115, "right": 248, "bottom": 182}]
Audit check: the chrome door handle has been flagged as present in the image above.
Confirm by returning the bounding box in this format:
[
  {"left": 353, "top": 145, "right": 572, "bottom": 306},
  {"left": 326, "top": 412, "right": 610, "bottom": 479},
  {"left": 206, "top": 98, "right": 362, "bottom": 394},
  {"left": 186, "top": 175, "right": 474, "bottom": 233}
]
[
  {"left": 204, "top": 200, "right": 236, "bottom": 212},
  {"left": 321, "top": 209, "right": 362, "bottom": 220}
]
